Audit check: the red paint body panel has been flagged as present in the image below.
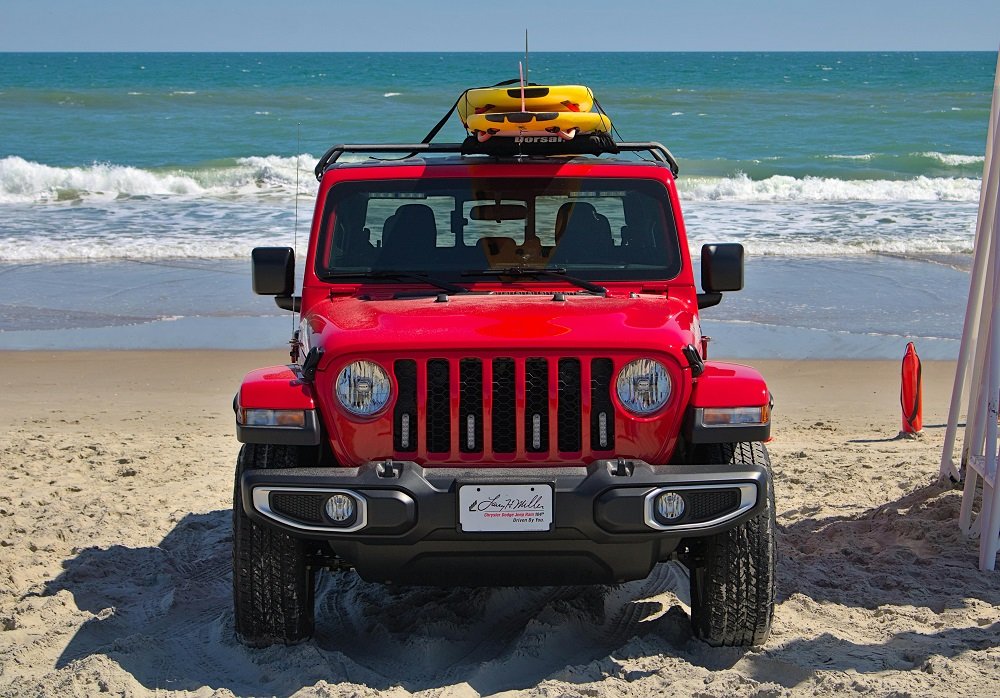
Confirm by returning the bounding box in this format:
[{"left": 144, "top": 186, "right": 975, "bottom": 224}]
[
  {"left": 301, "top": 294, "right": 698, "bottom": 357},
  {"left": 238, "top": 365, "right": 316, "bottom": 410},
  {"left": 241, "top": 156, "right": 770, "bottom": 468},
  {"left": 691, "top": 361, "right": 770, "bottom": 408}
]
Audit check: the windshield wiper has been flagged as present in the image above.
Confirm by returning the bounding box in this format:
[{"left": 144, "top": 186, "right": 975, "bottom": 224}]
[
  {"left": 462, "top": 267, "right": 608, "bottom": 296},
  {"left": 319, "top": 270, "right": 470, "bottom": 295}
]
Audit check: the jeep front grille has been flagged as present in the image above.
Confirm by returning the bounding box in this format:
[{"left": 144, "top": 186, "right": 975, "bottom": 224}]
[{"left": 393, "top": 356, "right": 615, "bottom": 461}]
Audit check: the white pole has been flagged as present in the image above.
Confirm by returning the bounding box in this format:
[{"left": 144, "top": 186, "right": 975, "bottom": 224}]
[
  {"left": 943, "top": 50, "right": 1000, "bottom": 480},
  {"left": 965, "top": 86, "right": 1000, "bottom": 476},
  {"left": 966, "top": 200, "right": 999, "bottom": 467},
  {"left": 979, "top": 193, "right": 1000, "bottom": 571}
]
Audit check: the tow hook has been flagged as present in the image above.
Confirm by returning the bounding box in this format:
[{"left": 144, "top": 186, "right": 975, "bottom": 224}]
[
  {"left": 376, "top": 459, "right": 400, "bottom": 479},
  {"left": 610, "top": 458, "right": 634, "bottom": 477}
]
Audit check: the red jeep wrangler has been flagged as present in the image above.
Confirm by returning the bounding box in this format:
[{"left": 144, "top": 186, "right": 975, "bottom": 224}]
[{"left": 233, "top": 137, "right": 775, "bottom": 648}]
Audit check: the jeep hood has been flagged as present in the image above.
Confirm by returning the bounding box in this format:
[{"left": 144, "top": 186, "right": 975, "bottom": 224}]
[{"left": 302, "top": 293, "right": 698, "bottom": 358}]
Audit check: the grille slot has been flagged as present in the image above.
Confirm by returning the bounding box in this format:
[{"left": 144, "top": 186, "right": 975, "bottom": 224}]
[
  {"left": 459, "top": 358, "right": 483, "bottom": 453},
  {"left": 426, "top": 359, "right": 451, "bottom": 453},
  {"left": 492, "top": 358, "right": 517, "bottom": 453},
  {"left": 393, "top": 359, "right": 417, "bottom": 452},
  {"left": 557, "top": 358, "right": 582, "bottom": 452},
  {"left": 590, "top": 358, "right": 616, "bottom": 451},
  {"left": 524, "top": 358, "right": 549, "bottom": 453}
]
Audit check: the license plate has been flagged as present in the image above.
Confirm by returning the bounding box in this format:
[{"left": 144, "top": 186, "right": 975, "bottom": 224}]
[{"left": 458, "top": 483, "right": 553, "bottom": 532}]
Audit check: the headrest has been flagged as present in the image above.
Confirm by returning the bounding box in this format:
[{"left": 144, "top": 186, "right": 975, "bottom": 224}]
[
  {"left": 555, "top": 201, "right": 600, "bottom": 241},
  {"left": 384, "top": 203, "right": 437, "bottom": 247}
]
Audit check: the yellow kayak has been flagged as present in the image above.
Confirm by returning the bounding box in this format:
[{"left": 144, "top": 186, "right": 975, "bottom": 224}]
[
  {"left": 465, "top": 110, "right": 612, "bottom": 141},
  {"left": 458, "top": 85, "right": 595, "bottom": 122}
]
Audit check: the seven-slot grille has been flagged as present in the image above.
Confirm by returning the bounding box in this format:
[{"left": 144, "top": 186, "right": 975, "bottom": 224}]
[{"left": 393, "top": 357, "right": 616, "bottom": 459}]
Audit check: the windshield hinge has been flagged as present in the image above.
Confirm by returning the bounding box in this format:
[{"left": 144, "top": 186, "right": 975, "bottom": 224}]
[
  {"left": 682, "top": 344, "right": 705, "bottom": 377},
  {"left": 301, "top": 347, "right": 324, "bottom": 382}
]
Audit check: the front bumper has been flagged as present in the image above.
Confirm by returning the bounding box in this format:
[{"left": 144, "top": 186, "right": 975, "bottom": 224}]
[{"left": 240, "top": 459, "right": 769, "bottom": 585}]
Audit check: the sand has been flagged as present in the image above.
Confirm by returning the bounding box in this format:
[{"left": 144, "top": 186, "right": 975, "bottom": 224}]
[{"left": 0, "top": 351, "right": 998, "bottom": 697}]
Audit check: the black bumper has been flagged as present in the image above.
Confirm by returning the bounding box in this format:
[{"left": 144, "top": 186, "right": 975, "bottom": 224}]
[{"left": 240, "top": 459, "right": 769, "bottom": 586}]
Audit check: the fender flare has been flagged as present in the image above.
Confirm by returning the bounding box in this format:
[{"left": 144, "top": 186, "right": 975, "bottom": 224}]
[
  {"left": 235, "top": 365, "right": 321, "bottom": 445},
  {"left": 686, "top": 361, "right": 771, "bottom": 444}
]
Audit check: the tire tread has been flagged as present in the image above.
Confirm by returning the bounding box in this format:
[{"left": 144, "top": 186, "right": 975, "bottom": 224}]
[
  {"left": 689, "top": 441, "right": 776, "bottom": 647},
  {"left": 232, "top": 444, "right": 315, "bottom": 647}
]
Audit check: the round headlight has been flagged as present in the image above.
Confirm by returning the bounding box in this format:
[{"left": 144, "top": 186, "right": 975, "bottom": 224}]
[
  {"left": 336, "top": 360, "right": 391, "bottom": 416},
  {"left": 616, "top": 358, "right": 671, "bottom": 415}
]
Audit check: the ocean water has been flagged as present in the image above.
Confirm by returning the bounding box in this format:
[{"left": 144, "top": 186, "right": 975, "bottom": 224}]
[{"left": 0, "top": 52, "right": 995, "bottom": 355}]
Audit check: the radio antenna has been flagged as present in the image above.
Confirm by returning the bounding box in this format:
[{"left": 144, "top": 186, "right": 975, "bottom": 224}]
[
  {"left": 519, "top": 61, "right": 526, "bottom": 111},
  {"left": 524, "top": 29, "right": 529, "bottom": 82},
  {"left": 290, "top": 123, "right": 302, "bottom": 362}
]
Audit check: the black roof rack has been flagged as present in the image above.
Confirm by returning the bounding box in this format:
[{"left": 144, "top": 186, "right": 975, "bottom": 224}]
[{"left": 313, "top": 139, "right": 680, "bottom": 181}]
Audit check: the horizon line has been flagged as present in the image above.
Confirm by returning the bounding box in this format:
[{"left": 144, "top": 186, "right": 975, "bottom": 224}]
[{"left": 1, "top": 49, "right": 996, "bottom": 54}]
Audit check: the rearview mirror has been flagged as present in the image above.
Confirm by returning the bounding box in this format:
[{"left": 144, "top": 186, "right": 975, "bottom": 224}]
[{"left": 469, "top": 204, "right": 527, "bottom": 222}]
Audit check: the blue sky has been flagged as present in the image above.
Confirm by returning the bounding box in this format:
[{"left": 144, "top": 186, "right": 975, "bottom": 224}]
[{"left": 2, "top": 0, "right": 999, "bottom": 52}]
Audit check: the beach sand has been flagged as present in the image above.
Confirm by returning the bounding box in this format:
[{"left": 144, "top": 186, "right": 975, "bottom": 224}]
[{"left": 1, "top": 351, "right": 998, "bottom": 697}]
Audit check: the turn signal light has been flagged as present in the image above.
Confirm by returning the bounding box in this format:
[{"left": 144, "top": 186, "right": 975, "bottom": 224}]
[
  {"left": 238, "top": 408, "right": 307, "bottom": 428},
  {"left": 701, "top": 406, "right": 768, "bottom": 426}
]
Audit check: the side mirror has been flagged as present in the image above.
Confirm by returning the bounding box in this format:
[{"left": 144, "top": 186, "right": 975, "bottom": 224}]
[
  {"left": 698, "top": 243, "right": 744, "bottom": 309},
  {"left": 252, "top": 247, "right": 299, "bottom": 312}
]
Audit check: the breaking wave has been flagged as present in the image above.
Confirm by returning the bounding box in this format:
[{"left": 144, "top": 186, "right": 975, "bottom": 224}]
[
  {"left": 0, "top": 155, "right": 983, "bottom": 205},
  {"left": 0, "top": 155, "right": 320, "bottom": 203},
  {"left": 679, "top": 173, "right": 981, "bottom": 202},
  {"left": 0, "top": 154, "right": 982, "bottom": 263}
]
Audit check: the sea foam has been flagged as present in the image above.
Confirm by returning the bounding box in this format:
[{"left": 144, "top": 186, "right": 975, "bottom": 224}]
[
  {"left": 0, "top": 155, "right": 319, "bottom": 203},
  {"left": 1, "top": 156, "right": 982, "bottom": 205},
  {"left": 679, "top": 173, "right": 981, "bottom": 203},
  {"left": 0, "top": 155, "right": 983, "bottom": 263}
]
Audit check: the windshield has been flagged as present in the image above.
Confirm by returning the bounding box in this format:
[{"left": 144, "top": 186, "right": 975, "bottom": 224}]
[{"left": 315, "top": 177, "right": 682, "bottom": 282}]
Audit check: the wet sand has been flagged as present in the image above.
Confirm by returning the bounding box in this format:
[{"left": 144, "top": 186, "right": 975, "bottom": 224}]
[{"left": 0, "top": 255, "right": 971, "bottom": 359}]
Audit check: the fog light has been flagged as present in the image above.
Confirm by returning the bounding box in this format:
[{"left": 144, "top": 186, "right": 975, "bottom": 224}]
[
  {"left": 656, "top": 491, "right": 686, "bottom": 521},
  {"left": 325, "top": 493, "right": 355, "bottom": 522}
]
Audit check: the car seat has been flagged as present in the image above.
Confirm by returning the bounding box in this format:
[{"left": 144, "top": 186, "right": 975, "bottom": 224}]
[
  {"left": 551, "top": 201, "right": 615, "bottom": 265},
  {"left": 377, "top": 203, "right": 439, "bottom": 270}
]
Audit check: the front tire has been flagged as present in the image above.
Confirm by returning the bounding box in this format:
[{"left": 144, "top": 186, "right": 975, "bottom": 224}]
[
  {"left": 687, "top": 441, "right": 776, "bottom": 647},
  {"left": 232, "top": 444, "right": 316, "bottom": 647}
]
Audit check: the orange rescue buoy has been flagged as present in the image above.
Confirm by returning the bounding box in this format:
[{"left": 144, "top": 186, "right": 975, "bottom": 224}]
[{"left": 901, "top": 342, "right": 923, "bottom": 434}]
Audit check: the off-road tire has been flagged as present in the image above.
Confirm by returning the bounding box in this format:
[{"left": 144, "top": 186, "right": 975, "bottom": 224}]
[
  {"left": 687, "top": 441, "right": 776, "bottom": 647},
  {"left": 232, "top": 443, "right": 316, "bottom": 647}
]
